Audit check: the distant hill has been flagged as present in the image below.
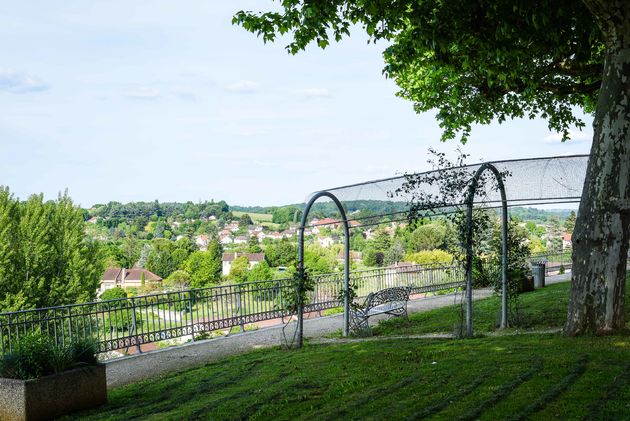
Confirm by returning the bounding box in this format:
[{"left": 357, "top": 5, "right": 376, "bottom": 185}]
[
  {"left": 506, "top": 207, "right": 573, "bottom": 222},
  {"left": 233, "top": 202, "right": 574, "bottom": 223}
]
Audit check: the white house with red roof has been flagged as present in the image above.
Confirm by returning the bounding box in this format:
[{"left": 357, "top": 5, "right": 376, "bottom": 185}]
[
  {"left": 100, "top": 268, "right": 162, "bottom": 294},
  {"left": 562, "top": 232, "right": 572, "bottom": 249}
]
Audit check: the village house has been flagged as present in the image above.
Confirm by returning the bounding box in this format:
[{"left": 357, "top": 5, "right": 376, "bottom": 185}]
[
  {"left": 195, "top": 234, "right": 209, "bottom": 250},
  {"left": 318, "top": 236, "right": 335, "bottom": 248},
  {"left": 221, "top": 252, "right": 266, "bottom": 276},
  {"left": 266, "top": 232, "right": 283, "bottom": 241},
  {"left": 249, "top": 225, "right": 264, "bottom": 233},
  {"left": 233, "top": 235, "right": 248, "bottom": 244},
  {"left": 312, "top": 217, "right": 341, "bottom": 229},
  {"left": 281, "top": 229, "right": 295, "bottom": 238},
  {"left": 225, "top": 222, "right": 240, "bottom": 232},
  {"left": 100, "top": 267, "right": 162, "bottom": 294},
  {"left": 562, "top": 232, "right": 572, "bottom": 249},
  {"left": 220, "top": 234, "right": 233, "bottom": 245}
]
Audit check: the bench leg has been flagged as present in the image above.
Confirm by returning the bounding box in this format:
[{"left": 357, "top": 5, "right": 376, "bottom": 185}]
[{"left": 350, "top": 312, "right": 370, "bottom": 335}]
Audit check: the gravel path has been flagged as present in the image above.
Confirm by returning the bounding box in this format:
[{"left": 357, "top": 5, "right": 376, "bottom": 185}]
[{"left": 106, "top": 274, "right": 570, "bottom": 389}]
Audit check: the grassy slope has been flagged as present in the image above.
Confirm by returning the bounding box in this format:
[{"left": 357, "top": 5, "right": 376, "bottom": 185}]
[
  {"left": 232, "top": 211, "right": 273, "bottom": 222},
  {"left": 232, "top": 211, "right": 281, "bottom": 230},
  {"left": 70, "top": 282, "right": 630, "bottom": 421}
]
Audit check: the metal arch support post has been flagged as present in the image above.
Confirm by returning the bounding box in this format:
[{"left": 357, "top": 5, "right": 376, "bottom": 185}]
[
  {"left": 465, "top": 163, "right": 509, "bottom": 338},
  {"left": 297, "top": 191, "right": 351, "bottom": 348}
]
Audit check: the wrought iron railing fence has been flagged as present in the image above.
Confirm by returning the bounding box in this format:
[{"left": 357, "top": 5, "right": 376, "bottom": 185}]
[
  {"left": 529, "top": 250, "right": 573, "bottom": 274},
  {"left": 0, "top": 264, "right": 464, "bottom": 355}
]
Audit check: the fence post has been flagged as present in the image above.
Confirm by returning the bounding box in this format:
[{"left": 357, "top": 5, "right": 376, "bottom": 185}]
[
  {"left": 237, "top": 287, "right": 244, "bottom": 332},
  {"left": 67, "top": 307, "right": 73, "bottom": 344},
  {"left": 130, "top": 298, "right": 141, "bottom": 354},
  {"left": 190, "top": 290, "right": 196, "bottom": 342}
]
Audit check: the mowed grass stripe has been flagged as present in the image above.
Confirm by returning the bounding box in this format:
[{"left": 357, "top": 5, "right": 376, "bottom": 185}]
[
  {"left": 455, "top": 359, "right": 543, "bottom": 421},
  {"left": 585, "top": 362, "right": 630, "bottom": 420},
  {"left": 405, "top": 372, "right": 490, "bottom": 420},
  {"left": 506, "top": 355, "right": 588, "bottom": 421}
]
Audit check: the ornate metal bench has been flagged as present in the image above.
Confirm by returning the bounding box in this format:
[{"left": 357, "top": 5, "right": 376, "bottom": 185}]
[{"left": 350, "top": 286, "right": 412, "bottom": 334}]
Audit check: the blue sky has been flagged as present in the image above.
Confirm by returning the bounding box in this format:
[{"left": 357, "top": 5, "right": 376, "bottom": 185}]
[{"left": 0, "top": 1, "right": 593, "bottom": 207}]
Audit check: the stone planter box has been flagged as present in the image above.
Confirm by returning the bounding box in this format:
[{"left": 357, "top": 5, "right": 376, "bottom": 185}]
[{"left": 0, "top": 364, "right": 107, "bottom": 421}]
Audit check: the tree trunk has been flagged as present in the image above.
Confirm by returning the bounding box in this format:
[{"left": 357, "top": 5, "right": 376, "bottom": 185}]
[{"left": 565, "top": 0, "right": 630, "bottom": 335}]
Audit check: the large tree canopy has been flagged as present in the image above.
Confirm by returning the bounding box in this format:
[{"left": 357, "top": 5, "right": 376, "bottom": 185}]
[
  {"left": 0, "top": 188, "right": 105, "bottom": 311},
  {"left": 234, "top": 0, "right": 630, "bottom": 335},
  {"left": 234, "top": 0, "right": 603, "bottom": 142}
]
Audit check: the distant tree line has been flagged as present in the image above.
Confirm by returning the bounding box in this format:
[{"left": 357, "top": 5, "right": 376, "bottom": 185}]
[{"left": 92, "top": 200, "right": 231, "bottom": 223}]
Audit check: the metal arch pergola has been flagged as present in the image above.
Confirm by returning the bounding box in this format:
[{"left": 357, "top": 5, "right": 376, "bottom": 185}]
[
  {"left": 297, "top": 191, "right": 351, "bottom": 347},
  {"left": 465, "top": 163, "right": 508, "bottom": 336},
  {"left": 296, "top": 154, "right": 589, "bottom": 345}
]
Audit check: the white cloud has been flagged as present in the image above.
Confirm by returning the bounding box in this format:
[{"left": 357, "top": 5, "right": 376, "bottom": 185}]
[
  {"left": 0, "top": 68, "right": 48, "bottom": 93},
  {"left": 224, "top": 80, "right": 258, "bottom": 93},
  {"left": 292, "top": 88, "right": 331, "bottom": 98},
  {"left": 544, "top": 129, "right": 592, "bottom": 143},
  {"left": 124, "top": 86, "right": 160, "bottom": 100}
]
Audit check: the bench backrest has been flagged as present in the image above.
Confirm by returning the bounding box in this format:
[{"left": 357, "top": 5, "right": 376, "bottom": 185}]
[{"left": 365, "top": 286, "right": 411, "bottom": 309}]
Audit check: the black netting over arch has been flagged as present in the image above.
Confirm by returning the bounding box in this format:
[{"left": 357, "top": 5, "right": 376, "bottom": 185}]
[{"left": 302, "top": 154, "right": 588, "bottom": 228}]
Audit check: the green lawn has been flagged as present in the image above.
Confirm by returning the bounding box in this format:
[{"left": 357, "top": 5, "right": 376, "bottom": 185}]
[
  {"left": 233, "top": 210, "right": 281, "bottom": 230},
  {"left": 69, "top": 282, "right": 630, "bottom": 421},
  {"left": 374, "top": 281, "right": 581, "bottom": 337}
]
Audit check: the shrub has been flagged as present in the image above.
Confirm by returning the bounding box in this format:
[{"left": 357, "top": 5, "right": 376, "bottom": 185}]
[
  {"left": 0, "top": 333, "right": 98, "bottom": 380},
  {"left": 1, "top": 334, "right": 56, "bottom": 379},
  {"left": 405, "top": 249, "right": 454, "bottom": 266},
  {"left": 102, "top": 305, "right": 144, "bottom": 332},
  {"left": 101, "top": 287, "right": 128, "bottom": 301},
  {"left": 71, "top": 336, "right": 98, "bottom": 365}
]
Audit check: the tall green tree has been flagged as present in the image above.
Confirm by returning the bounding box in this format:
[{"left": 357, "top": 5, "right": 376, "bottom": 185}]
[
  {"left": 145, "top": 238, "right": 176, "bottom": 278},
  {"left": 410, "top": 223, "right": 447, "bottom": 252},
  {"left": 228, "top": 256, "right": 250, "bottom": 283},
  {"left": 164, "top": 270, "right": 191, "bottom": 290},
  {"left": 247, "top": 260, "right": 273, "bottom": 283},
  {"left": 238, "top": 214, "right": 253, "bottom": 228},
  {"left": 0, "top": 188, "right": 104, "bottom": 311},
  {"left": 264, "top": 239, "right": 297, "bottom": 267},
  {"left": 564, "top": 211, "right": 577, "bottom": 234},
  {"left": 234, "top": 0, "right": 630, "bottom": 335},
  {"left": 119, "top": 237, "right": 141, "bottom": 268},
  {"left": 248, "top": 235, "right": 262, "bottom": 253},
  {"left": 271, "top": 206, "right": 302, "bottom": 224},
  {"left": 182, "top": 251, "right": 222, "bottom": 288}
]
